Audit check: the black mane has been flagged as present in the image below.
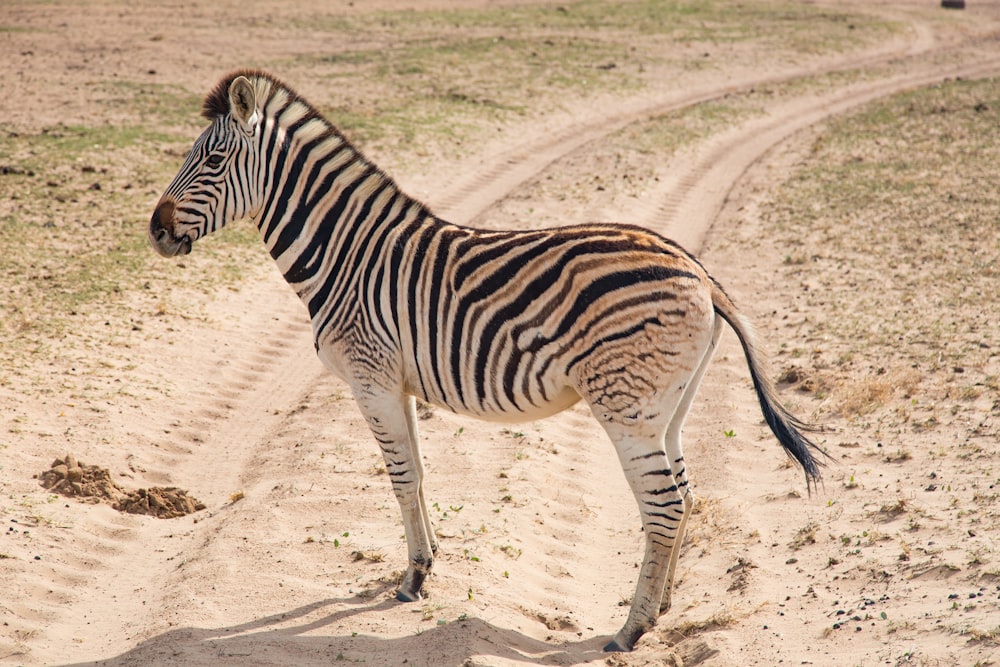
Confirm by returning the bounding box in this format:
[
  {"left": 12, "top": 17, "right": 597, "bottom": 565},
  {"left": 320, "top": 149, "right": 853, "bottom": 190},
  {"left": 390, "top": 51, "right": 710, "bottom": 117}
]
[
  {"left": 197, "top": 68, "right": 430, "bottom": 222},
  {"left": 201, "top": 69, "right": 309, "bottom": 121}
]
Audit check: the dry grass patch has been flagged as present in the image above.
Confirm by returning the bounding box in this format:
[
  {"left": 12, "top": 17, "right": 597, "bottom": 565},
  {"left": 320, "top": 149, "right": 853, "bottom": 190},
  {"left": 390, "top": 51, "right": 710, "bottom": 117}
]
[
  {"left": 762, "top": 77, "right": 1000, "bottom": 440},
  {"left": 788, "top": 521, "right": 819, "bottom": 550},
  {"left": 670, "top": 609, "right": 742, "bottom": 637},
  {"left": 832, "top": 367, "right": 921, "bottom": 417}
]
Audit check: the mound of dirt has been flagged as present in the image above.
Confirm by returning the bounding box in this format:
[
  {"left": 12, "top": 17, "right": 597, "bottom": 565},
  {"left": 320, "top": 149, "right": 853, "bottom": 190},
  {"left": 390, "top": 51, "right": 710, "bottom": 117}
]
[
  {"left": 114, "top": 487, "right": 206, "bottom": 519},
  {"left": 39, "top": 455, "right": 204, "bottom": 519},
  {"left": 39, "top": 454, "right": 126, "bottom": 503}
]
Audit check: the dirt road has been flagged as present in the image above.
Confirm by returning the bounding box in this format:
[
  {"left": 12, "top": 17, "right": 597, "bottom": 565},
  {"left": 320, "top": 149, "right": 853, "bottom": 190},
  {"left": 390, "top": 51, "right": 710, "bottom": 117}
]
[{"left": 2, "top": 1, "right": 998, "bottom": 665}]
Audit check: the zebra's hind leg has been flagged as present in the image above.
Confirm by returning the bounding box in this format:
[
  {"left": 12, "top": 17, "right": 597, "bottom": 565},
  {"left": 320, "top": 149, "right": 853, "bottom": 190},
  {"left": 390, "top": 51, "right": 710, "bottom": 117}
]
[
  {"left": 601, "top": 419, "right": 688, "bottom": 653},
  {"left": 658, "top": 457, "right": 692, "bottom": 618},
  {"left": 660, "top": 317, "right": 723, "bottom": 615},
  {"left": 355, "top": 390, "right": 436, "bottom": 602},
  {"left": 581, "top": 322, "right": 714, "bottom": 651}
]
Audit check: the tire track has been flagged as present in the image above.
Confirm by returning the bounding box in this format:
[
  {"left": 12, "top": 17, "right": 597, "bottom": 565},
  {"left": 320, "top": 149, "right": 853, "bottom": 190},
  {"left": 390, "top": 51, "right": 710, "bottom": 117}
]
[
  {"left": 17, "top": 280, "right": 327, "bottom": 665},
  {"left": 429, "top": 11, "right": 941, "bottom": 227},
  {"left": 645, "top": 54, "right": 1000, "bottom": 251},
  {"left": 142, "top": 280, "right": 321, "bottom": 502}
]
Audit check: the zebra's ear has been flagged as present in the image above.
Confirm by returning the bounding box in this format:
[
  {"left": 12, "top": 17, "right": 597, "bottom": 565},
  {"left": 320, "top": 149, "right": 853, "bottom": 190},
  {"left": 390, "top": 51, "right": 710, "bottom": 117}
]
[{"left": 228, "top": 76, "right": 259, "bottom": 134}]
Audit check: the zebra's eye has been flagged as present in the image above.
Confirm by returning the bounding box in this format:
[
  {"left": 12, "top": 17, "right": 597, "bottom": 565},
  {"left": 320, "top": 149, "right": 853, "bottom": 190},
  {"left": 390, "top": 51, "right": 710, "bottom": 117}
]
[{"left": 206, "top": 153, "right": 225, "bottom": 168}]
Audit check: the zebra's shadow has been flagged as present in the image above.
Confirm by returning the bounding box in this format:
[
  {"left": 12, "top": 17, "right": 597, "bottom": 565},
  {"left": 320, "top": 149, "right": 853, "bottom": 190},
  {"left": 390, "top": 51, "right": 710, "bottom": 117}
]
[{"left": 57, "top": 595, "right": 609, "bottom": 667}]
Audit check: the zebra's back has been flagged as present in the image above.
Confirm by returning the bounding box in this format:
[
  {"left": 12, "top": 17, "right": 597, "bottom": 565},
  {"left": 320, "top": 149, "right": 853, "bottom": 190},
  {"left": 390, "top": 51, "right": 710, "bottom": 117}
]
[{"left": 374, "top": 220, "right": 716, "bottom": 425}]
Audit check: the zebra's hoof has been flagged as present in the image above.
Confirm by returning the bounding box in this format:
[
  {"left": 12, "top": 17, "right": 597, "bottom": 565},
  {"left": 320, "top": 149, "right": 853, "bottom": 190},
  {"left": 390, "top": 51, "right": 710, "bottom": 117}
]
[
  {"left": 396, "top": 588, "right": 422, "bottom": 603},
  {"left": 603, "top": 638, "right": 633, "bottom": 653},
  {"left": 396, "top": 567, "right": 427, "bottom": 603},
  {"left": 605, "top": 625, "right": 644, "bottom": 652}
]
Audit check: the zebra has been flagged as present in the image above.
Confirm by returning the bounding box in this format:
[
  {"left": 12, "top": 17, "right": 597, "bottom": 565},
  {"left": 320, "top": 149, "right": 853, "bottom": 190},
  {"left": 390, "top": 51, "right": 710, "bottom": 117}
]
[{"left": 148, "top": 70, "right": 826, "bottom": 652}]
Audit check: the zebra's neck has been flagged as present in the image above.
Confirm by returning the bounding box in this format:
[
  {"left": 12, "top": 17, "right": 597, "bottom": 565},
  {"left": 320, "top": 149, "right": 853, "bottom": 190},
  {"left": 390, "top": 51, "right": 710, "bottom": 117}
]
[{"left": 252, "top": 107, "right": 433, "bottom": 330}]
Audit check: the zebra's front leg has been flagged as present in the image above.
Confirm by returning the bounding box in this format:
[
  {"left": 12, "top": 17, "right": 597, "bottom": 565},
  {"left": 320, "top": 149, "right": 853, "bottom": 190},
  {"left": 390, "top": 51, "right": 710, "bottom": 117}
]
[
  {"left": 356, "top": 391, "right": 436, "bottom": 602},
  {"left": 402, "top": 395, "right": 439, "bottom": 559}
]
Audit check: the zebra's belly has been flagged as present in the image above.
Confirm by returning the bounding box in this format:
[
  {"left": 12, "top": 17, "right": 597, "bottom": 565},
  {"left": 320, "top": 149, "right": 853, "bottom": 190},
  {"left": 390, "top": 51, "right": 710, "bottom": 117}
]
[
  {"left": 457, "top": 385, "right": 583, "bottom": 423},
  {"left": 316, "top": 340, "right": 581, "bottom": 423},
  {"left": 398, "top": 342, "right": 586, "bottom": 422},
  {"left": 417, "top": 381, "right": 583, "bottom": 424}
]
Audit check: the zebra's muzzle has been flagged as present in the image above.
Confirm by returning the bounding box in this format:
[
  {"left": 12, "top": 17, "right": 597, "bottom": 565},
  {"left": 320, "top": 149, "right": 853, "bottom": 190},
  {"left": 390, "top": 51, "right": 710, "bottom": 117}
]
[{"left": 149, "top": 199, "right": 193, "bottom": 257}]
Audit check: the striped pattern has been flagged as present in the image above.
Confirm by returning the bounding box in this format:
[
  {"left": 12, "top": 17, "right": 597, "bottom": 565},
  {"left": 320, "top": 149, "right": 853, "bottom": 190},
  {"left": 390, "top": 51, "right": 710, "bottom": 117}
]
[{"left": 149, "top": 70, "right": 826, "bottom": 652}]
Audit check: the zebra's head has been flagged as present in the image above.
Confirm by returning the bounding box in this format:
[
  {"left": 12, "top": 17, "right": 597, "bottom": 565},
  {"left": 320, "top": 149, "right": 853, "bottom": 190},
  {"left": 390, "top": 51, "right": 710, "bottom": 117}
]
[{"left": 149, "top": 74, "right": 262, "bottom": 257}]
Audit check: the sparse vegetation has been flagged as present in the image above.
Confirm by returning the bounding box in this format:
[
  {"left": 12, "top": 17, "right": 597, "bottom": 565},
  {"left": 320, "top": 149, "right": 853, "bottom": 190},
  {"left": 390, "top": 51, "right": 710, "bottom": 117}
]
[
  {"left": 497, "top": 544, "right": 523, "bottom": 560},
  {"left": 0, "top": 0, "right": 900, "bottom": 384},
  {"left": 290, "top": 1, "right": 898, "bottom": 152},
  {"left": 671, "top": 609, "right": 742, "bottom": 636},
  {"left": 719, "top": 77, "right": 1000, "bottom": 665},
  {"left": 788, "top": 521, "right": 818, "bottom": 550},
  {"left": 352, "top": 549, "right": 386, "bottom": 563},
  {"left": 0, "top": 118, "right": 263, "bottom": 382},
  {"left": 763, "top": 78, "right": 1000, "bottom": 438}
]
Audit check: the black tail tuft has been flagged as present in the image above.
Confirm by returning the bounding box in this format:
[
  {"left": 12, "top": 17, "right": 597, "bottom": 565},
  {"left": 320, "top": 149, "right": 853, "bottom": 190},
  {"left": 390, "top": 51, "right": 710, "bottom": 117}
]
[
  {"left": 749, "top": 366, "right": 828, "bottom": 492},
  {"left": 710, "top": 279, "right": 830, "bottom": 492}
]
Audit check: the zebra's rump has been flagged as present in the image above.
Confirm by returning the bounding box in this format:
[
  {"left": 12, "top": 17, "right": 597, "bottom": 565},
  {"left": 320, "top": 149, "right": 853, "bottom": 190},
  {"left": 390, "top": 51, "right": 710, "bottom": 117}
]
[{"left": 398, "top": 221, "right": 716, "bottom": 422}]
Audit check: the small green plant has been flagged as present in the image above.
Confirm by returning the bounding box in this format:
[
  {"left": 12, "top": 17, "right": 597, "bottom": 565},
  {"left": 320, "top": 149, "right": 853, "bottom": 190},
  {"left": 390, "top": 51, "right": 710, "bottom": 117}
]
[
  {"left": 432, "top": 502, "right": 463, "bottom": 519},
  {"left": 419, "top": 603, "right": 446, "bottom": 621}
]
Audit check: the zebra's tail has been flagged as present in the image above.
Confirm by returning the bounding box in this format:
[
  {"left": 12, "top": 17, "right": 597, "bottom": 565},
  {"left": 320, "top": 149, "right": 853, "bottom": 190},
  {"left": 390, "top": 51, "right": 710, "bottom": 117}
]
[{"left": 709, "top": 278, "right": 828, "bottom": 492}]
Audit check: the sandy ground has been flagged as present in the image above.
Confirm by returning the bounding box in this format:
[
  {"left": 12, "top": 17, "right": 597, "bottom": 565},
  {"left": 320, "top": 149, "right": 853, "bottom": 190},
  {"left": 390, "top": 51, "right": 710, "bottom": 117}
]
[{"left": 1, "top": 1, "right": 999, "bottom": 665}]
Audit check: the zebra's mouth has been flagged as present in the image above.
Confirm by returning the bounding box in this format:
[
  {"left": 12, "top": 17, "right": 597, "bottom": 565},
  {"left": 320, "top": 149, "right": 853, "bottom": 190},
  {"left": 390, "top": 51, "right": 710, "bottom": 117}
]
[
  {"left": 173, "top": 235, "right": 193, "bottom": 256},
  {"left": 149, "top": 226, "right": 193, "bottom": 257}
]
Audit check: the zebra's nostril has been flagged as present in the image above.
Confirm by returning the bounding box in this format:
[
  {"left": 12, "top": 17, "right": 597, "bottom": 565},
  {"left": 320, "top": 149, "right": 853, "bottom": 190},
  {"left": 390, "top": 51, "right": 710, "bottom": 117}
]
[
  {"left": 149, "top": 199, "right": 183, "bottom": 256},
  {"left": 153, "top": 200, "right": 176, "bottom": 227}
]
